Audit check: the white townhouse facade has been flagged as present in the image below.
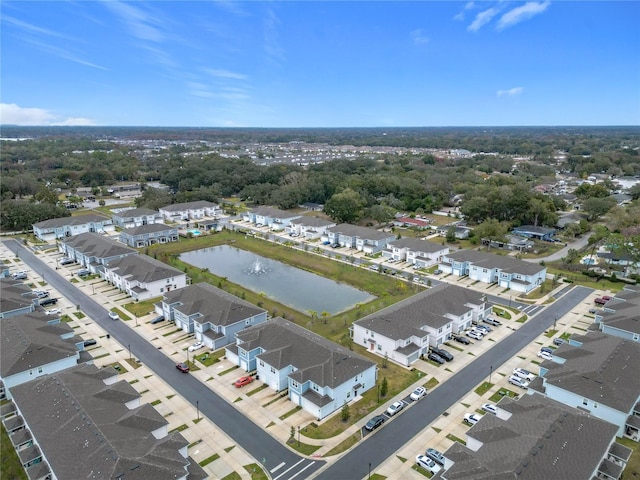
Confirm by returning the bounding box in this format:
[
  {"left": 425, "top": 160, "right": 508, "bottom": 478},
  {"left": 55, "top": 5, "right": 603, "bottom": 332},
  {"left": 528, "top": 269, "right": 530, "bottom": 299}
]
[
  {"left": 110, "top": 207, "right": 163, "bottom": 229},
  {"left": 158, "top": 200, "right": 221, "bottom": 222},
  {"left": 119, "top": 223, "right": 179, "bottom": 248},
  {"left": 326, "top": 224, "right": 396, "bottom": 254},
  {"left": 225, "top": 317, "right": 376, "bottom": 420},
  {"left": 32, "top": 214, "right": 114, "bottom": 242},
  {"left": 382, "top": 237, "right": 449, "bottom": 267},
  {"left": 242, "top": 206, "right": 302, "bottom": 231},
  {"left": 440, "top": 249, "right": 546, "bottom": 293},
  {"left": 352, "top": 284, "right": 489, "bottom": 366},
  {"left": 60, "top": 233, "right": 137, "bottom": 273},
  {"left": 286, "top": 217, "right": 336, "bottom": 239},
  {"left": 103, "top": 254, "right": 187, "bottom": 301},
  {"left": 161, "top": 283, "right": 267, "bottom": 350}
]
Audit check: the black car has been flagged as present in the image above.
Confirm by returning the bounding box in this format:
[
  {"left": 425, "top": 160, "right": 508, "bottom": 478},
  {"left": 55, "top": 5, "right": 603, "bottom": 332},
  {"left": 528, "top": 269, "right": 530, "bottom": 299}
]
[
  {"left": 39, "top": 297, "right": 58, "bottom": 307},
  {"left": 365, "top": 415, "right": 386, "bottom": 431},
  {"left": 150, "top": 315, "right": 166, "bottom": 324},
  {"left": 83, "top": 339, "right": 97, "bottom": 347},
  {"left": 428, "top": 352, "right": 446, "bottom": 364},
  {"left": 453, "top": 335, "right": 471, "bottom": 345},
  {"left": 431, "top": 347, "right": 454, "bottom": 362}
]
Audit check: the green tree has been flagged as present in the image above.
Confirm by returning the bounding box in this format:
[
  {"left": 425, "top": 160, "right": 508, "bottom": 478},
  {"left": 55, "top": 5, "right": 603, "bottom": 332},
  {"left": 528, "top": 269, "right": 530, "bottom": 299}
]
[
  {"left": 323, "top": 188, "right": 366, "bottom": 223},
  {"left": 474, "top": 219, "right": 509, "bottom": 247},
  {"left": 380, "top": 377, "right": 388, "bottom": 398},
  {"left": 445, "top": 226, "right": 457, "bottom": 243},
  {"left": 341, "top": 401, "right": 350, "bottom": 422},
  {"left": 582, "top": 197, "right": 616, "bottom": 221}
]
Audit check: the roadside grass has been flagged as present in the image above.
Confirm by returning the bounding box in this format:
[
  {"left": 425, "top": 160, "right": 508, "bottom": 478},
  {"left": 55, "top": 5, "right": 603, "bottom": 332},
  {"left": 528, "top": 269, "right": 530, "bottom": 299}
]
[
  {"left": 516, "top": 315, "right": 529, "bottom": 324},
  {"left": 446, "top": 433, "right": 466, "bottom": 445},
  {"left": 324, "top": 433, "right": 360, "bottom": 457},
  {"left": 1, "top": 423, "right": 27, "bottom": 480},
  {"left": 474, "top": 382, "right": 494, "bottom": 396},
  {"left": 546, "top": 265, "right": 626, "bottom": 292},
  {"left": 544, "top": 329, "right": 558, "bottom": 338},
  {"left": 243, "top": 464, "right": 269, "bottom": 480},
  {"left": 492, "top": 307, "right": 512, "bottom": 320},
  {"left": 489, "top": 389, "right": 519, "bottom": 403},
  {"left": 198, "top": 453, "right": 219, "bottom": 467},
  {"left": 247, "top": 384, "right": 269, "bottom": 396},
  {"left": 279, "top": 406, "right": 302, "bottom": 420},
  {"left": 287, "top": 439, "right": 322, "bottom": 456},
  {"left": 113, "top": 308, "right": 131, "bottom": 320},
  {"left": 196, "top": 349, "right": 225, "bottom": 366},
  {"left": 123, "top": 297, "right": 162, "bottom": 317},
  {"left": 618, "top": 437, "right": 640, "bottom": 480}
]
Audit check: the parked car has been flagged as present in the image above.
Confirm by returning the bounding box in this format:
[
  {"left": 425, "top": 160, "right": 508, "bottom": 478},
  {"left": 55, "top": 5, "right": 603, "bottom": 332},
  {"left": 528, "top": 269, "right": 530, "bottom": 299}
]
[
  {"left": 150, "top": 315, "right": 165, "bottom": 324},
  {"left": 322, "top": 241, "right": 331, "bottom": 245},
  {"left": 59, "top": 257, "right": 75, "bottom": 265},
  {"left": 508, "top": 375, "right": 530, "bottom": 388},
  {"left": 433, "top": 269, "right": 443, "bottom": 275},
  {"left": 537, "top": 350, "right": 553, "bottom": 361},
  {"left": 475, "top": 324, "right": 492, "bottom": 333},
  {"left": 39, "top": 297, "right": 58, "bottom": 307},
  {"left": 453, "top": 335, "right": 471, "bottom": 345},
  {"left": 33, "top": 290, "right": 49, "bottom": 298},
  {"left": 12, "top": 272, "right": 27, "bottom": 280},
  {"left": 463, "top": 413, "right": 482, "bottom": 425},
  {"left": 588, "top": 308, "right": 598, "bottom": 314},
  {"left": 553, "top": 338, "right": 564, "bottom": 346},
  {"left": 425, "top": 448, "right": 445, "bottom": 466},
  {"left": 76, "top": 268, "right": 91, "bottom": 277},
  {"left": 46, "top": 308, "right": 62, "bottom": 316},
  {"left": 481, "top": 403, "right": 498, "bottom": 415},
  {"left": 410, "top": 386, "right": 427, "bottom": 401},
  {"left": 108, "top": 311, "right": 120, "bottom": 320},
  {"left": 83, "top": 339, "right": 97, "bottom": 347},
  {"left": 416, "top": 455, "right": 442, "bottom": 474},
  {"left": 466, "top": 330, "right": 483, "bottom": 341},
  {"left": 365, "top": 415, "right": 386, "bottom": 431},
  {"left": 431, "top": 347, "right": 454, "bottom": 361},
  {"left": 234, "top": 375, "right": 254, "bottom": 388},
  {"left": 540, "top": 346, "right": 554, "bottom": 354},
  {"left": 484, "top": 317, "right": 502, "bottom": 326},
  {"left": 386, "top": 401, "right": 405, "bottom": 416},
  {"left": 176, "top": 362, "right": 190, "bottom": 373},
  {"left": 512, "top": 368, "right": 536, "bottom": 381},
  {"left": 188, "top": 341, "right": 205, "bottom": 352},
  {"left": 428, "top": 352, "right": 446, "bottom": 365},
  {"left": 594, "top": 297, "right": 608, "bottom": 305}
]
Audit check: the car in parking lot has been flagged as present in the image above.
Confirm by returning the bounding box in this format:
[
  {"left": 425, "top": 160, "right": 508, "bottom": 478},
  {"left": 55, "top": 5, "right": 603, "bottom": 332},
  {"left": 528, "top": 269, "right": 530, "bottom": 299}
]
[
  {"left": 386, "top": 401, "right": 405, "bottom": 416},
  {"left": 188, "top": 341, "right": 205, "bottom": 352},
  {"left": 234, "top": 376, "right": 254, "bottom": 388},
  {"left": 481, "top": 403, "right": 498, "bottom": 415},
  {"left": 588, "top": 308, "right": 598, "bottom": 314},
  {"left": 46, "top": 308, "right": 62, "bottom": 316},
  {"left": 466, "top": 330, "right": 483, "bottom": 341},
  {"left": 365, "top": 415, "right": 386, "bottom": 431},
  {"left": 512, "top": 368, "right": 536, "bottom": 381},
  {"left": 11, "top": 272, "right": 27, "bottom": 280},
  {"left": 33, "top": 290, "right": 49, "bottom": 298},
  {"left": 484, "top": 317, "right": 502, "bottom": 326},
  {"left": 108, "top": 311, "right": 120, "bottom": 321},
  {"left": 475, "top": 324, "right": 492, "bottom": 333},
  {"left": 425, "top": 448, "right": 445, "bottom": 466},
  {"left": 433, "top": 269, "right": 443, "bottom": 275},
  {"left": 150, "top": 315, "right": 165, "bottom": 324},
  {"left": 508, "top": 375, "right": 530, "bottom": 388},
  {"left": 59, "top": 257, "right": 75, "bottom": 265},
  {"left": 431, "top": 347, "right": 454, "bottom": 361},
  {"left": 410, "top": 386, "right": 427, "bottom": 401},
  {"left": 453, "top": 335, "right": 471, "bottom": 345},
  {"left": 537, "top": 350, "right": 553, "bottom": 361},
  {"left": 540, "top": 346, "right": 553, "bottom": 354},
  {"left": 176, "top": 362, "right": 190, "bottom": 373},
  {"left": 76, "top": 268, "right": 91, "bottom": 277},
  {"left": 83, "top": 339, "right": 97, "bottom": 347},
  {"left": 553, "top": 338, "right": 564, "bottom": 346},
  {"left": 416, "top": 455, "right": 442, "bottom": 474},
  {"left": 463, "top": 413, "right": 482, "bottom": 425},
  {"left": 428, "top": 352, "right": 446, "bottom": 364},
  {"left": 39, "top": 297, "right": 58, "bottom": 307}
]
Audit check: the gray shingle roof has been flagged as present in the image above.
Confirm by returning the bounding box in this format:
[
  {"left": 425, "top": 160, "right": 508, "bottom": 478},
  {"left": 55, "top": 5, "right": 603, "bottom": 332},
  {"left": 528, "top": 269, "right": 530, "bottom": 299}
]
[
  {"left": 543, "top": 331, "right": 640, "bottom": 413},
  {"left": 445, "top": 249, "right": 545, "bottom": 276},
  {"left": 163, "top": 282, "right": 266, "bottom": 327},
  {"left": 111, "top": 208, "right": 159, "bottom": 219},
  {"left": 236, "top": 317, "right": 375, "bottom": 388},
  {"left": 159, "top": 200, "right": 217, "bottom": 212},
  {"left": 0, "top": 312, "right": 82, "bottom": 377},
  {"left": 387, "top": 237, "right": 446, "bottom": 253},
  {"left": 290, "top": 216, "right": 336, "bottom": 228},
  {"left": 354, "top": 284, "right": 484, "bottom": 340},
  {"left": 121, "top": 223, "right": 176, "bottom": 236},
  {"left": 0, "top": 278, "right": 36, "bottom": 315},
  {"left": 441, "top": 393, "right": 618, "bottom": 480},
  {"left": 9, "top": 364, "right": 191, "bottom": 480},
  {"left": 512, "top": 225, "right": 556, "bottom": 235},
  {"left": 33, "top": 213, "right": 111, "bottom": 229},
  {"left": 328, "top": 223, "right": 395, "bottom": 241},
  {"left": 251, "top": 206, "right": 301, "bottom": 219},
  {"left": 105, "top": 254, "right": 183, "bottom": 284},
  {"left": 599, "top": 289, "right": 640, "bottom": 335},
  {"left": 63, "top": 232, "right": 137, "bottom": 259}
]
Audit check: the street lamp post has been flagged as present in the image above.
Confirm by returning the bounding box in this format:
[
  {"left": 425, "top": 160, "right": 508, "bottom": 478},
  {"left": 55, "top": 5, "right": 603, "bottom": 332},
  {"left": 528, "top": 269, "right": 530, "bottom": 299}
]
[
  {"left": 377, "top": 384, "right": 380, "bottom": 403},
  {"left": 128, "top": 344, "right": 131, "bottom": 361},
  {"left": 92, "top": 284, "right": 95, "bottom": 295},
  {"left": 297, "top": 426, "right": 300, "bottom": 446},
  {"left": 368, "top": 462, "right": 371, "bottom": 480},
  {"left": 196, "top": 400, "right": 199, "bottom": 421},
  {"left": 489, "top": 365, "right": 493, "bottom": 383},
  {"left": 135, "top": 315, "right": 138, "bottom": 327}
]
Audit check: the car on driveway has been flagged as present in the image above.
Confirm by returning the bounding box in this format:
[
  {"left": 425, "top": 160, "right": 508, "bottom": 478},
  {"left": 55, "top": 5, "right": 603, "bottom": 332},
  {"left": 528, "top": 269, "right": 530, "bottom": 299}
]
[
  {"left": 508, "top": 375, "right": 530, "bottom": 388},
  {"left": 59, "top": 257, "right": 75, "bottom": 265},
  {"left": 453, "top": 335, "right": 471, "bottom": 345},
  {"left": 76, "top": 268, "right": 91, "bottom": 277},
  {"left": 512, "top": 368, "right": 536, "bottom": 381},
  {"left": 463, "top": 413, "right": 482, "bottom": 425},
  {"left": 553, "top": 338, "right": 564, "bottom": 346},
  {"left": 386, "top": 401, "right": 404, "bottom": 416},
  {"left": 475, "top": 324, "right": 492, "bottom": 333},
  {"left": 108, "top": 311, "right": 120, "bottom": 320},
  {"left": 482, "top": 403, "right": 498, "bottom": 415},
  {"left": 365, "top": 415, "right": 386, "bottom": 431},
  {"left": 150, "top": 315, "right": 165, "bottom": 324},
  {"left": 466, "top": 330, "right": 483, "bottom": 341},
  {"left": 416, "top": 455, "right": 441, "bottom": 474},
  {"left": 537, "top": 350, "right": 553, "bottom": 361},
  {"left": 39, "top": 297, "right": 58, "bottom": 307},
  {"left": 428, "top": 352, "right": 446, "bottom": 364},
  {"left": 83, "top": 339, "right": 97, "bottom": 347},
  {"left": 431, "top": 347, "right": 454, "bottom": 361},
  {"left": 188, "top": 341, "right": 205, "bottom": 352},
  {"left": 484, "top": 317, "right": 502, "bottom": 326},
  {"left": 425, "top": 448, "right": 445, "bottom": 466},
  {"left": 12, "top": 272, "right": 27, "bottom": 280},
  {"left": 176, "top": 362, "right": 190, "bottom": 373},
  {"left": 234, "top": 376, "right": 254, "bottom": 388},
  {"left": 46, "top": 308, "right": 62, "bottom": 316},
  {"left": 410, "top": 386, "right": 427, "bottom": 401},
  {"left": 433, "top": 269, "right": 443, "bottom": 275}
]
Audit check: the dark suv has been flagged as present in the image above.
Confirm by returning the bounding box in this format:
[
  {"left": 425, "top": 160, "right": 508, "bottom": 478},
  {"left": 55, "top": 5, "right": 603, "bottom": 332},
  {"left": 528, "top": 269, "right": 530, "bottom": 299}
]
[
  {"left": 39, "top": 297, "right": 58, "bottom": 307},
  {"left": 431, "top": 347, "right": 454, "bottom": 362}
]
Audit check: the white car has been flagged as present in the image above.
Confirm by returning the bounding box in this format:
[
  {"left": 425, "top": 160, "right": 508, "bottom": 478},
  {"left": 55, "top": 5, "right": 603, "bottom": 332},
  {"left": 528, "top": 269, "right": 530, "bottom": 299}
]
[
  {"left": 481, "top": 403, "right": 497, "bottom": 415},
  {"left": 45, "top": 308, "right": 62, "bottom": 316},
  {"left": 464, "top": 413, "right": 482, "bottom": 425},
  {"left": 513, "top": 368, "right": 536, "bottom": 381},
  {"left": 108, "top": 311, "right": 120, "bottom": 320},
  {"left": 386, "top": 401, "right": 404, "bottom": 416},
  {"left": 508, "top": 375, "right": 530, "bottom": 388},
  {"left": 188, "top": 341, "right": 205, "bottom": 352},
  {"left": 466, "top": 330, "right": 483, "bottom": 341},
  {"left": 416, "top": 455, "right": 442, "bottom": 474},
  {"left": 410, "top": 386, "right": 427, "bottom": 401},
  {"left": 537, "top": 350, "right": 553, "bottom": 361}
]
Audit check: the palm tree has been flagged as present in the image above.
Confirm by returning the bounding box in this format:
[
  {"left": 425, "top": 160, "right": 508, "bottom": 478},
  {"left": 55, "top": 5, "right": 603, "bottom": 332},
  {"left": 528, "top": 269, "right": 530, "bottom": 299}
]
[{"left": 321, "top": 311, "right": 330, "bottom": 324}]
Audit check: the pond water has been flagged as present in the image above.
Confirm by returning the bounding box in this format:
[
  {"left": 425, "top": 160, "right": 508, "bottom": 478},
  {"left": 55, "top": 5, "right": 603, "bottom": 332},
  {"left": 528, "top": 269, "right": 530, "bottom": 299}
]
[{"left": 180, "top": 245, "right": 375, "bottom": 315}]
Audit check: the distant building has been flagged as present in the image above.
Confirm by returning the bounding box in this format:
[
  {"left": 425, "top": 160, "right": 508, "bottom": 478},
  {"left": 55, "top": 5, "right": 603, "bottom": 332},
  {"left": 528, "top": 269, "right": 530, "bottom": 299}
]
[
  {"left": 326, "top": 224, "right": 396, "bottom": 254},
  {"left": 32, "top": 214, "right": 114, "bottom": 242},
  {"left": 111, "top": 207, "right": 163, "bottom": 228},
  {"left": 594, "top": 287, "right": 640, "bottom": 341},
  {"left": 119, "top": 223, "right": 179, "bottom": 248},
  {"left": 286, "top": 216, "right": 336, "bottom": 239},
  {"left": 382, "top": 237, "right": 449, "bottom": 267},
  {"left": 242, "top": 206, "right": 302, "bottom": 231},
  {"left": 512, "top": 225, "right": 557, "bottom": 242},
  {"left": 158, "top": 200, "right": 221, "bottom": 222},
  {"left": 0, "top": 278, "right": 38, "bottom": 319}
]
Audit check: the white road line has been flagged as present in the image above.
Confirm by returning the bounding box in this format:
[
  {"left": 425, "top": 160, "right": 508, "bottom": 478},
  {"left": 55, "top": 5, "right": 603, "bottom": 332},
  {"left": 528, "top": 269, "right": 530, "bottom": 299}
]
[
  {"left": 270, "top": 462, "right": 286, "bottom": 473},
  {"left": 273, "top": 459, "right": 305, "bottom": 480},
  {"left": 286, "top": 461, "right": 316, "bottom": 480}
]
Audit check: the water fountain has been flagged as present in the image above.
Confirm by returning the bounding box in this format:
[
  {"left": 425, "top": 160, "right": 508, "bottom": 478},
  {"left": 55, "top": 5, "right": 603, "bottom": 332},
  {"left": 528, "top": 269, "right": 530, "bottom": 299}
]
[{"left": 246, "top": 257, "right": 269, "bottom": 275}]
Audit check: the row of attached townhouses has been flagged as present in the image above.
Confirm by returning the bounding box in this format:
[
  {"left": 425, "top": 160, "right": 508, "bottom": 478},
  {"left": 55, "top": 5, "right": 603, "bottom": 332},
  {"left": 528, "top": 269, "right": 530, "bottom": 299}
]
[
  {"left": 225, "top": 317, "right": 376, "bottom": 420},
  {"left": 119, "top": 223, "right": 179, "bottom": 248},
  {"left": 0, "top": 278, "right": 38, "bottom": 319},
  {"left": 382, "top": 237, "right": 449, "bottom": 267},
  {"left": 287, "top": 217, "right": 337, "bottom": 239},
  {"left": 59, "top": 232, "right": 138, "bottom": 273},
  {"left": 158, "top": 200, "right": 221, "bottom": 222},
  {"left": 111, "top": 207, "right": 163, "bottom": 228},
  {"left": 593, "top": 287, "right": 640, "bottom": 342},
  {"left": 326, "top": 224, "right": 396, "bottom": 254},
  {"left": 33, "top": 213, "right": 114, "bottom": 242},
  {"left": 242, "top": 206, "right": 302, "bottom": 230},
  {"left": 352, "top": 284, "right": 489, "bottom": 366},
  {"left": 440, "top": 249, "right": 547, "bottom": 293}
]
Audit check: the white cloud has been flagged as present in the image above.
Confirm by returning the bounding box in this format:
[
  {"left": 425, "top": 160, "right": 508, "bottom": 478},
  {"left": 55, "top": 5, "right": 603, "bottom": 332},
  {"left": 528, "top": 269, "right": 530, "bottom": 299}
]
[
  {"left": 454, "top": 2, "right": 476, "bottom": 21},
  {"left": 0, "top": 103, "right": 95, "bottom": 126},
  {"left": 467, "top": 7, "right": 500, "bottom": 32},
  {"left": 497, "top": 1, "right": 551, "bottom": 30},
  {"left": 410, "top": 29, "right": 429, "bottom": 45},
  {"left": 263, "top": 7, "right": 285, "bottom": 64},
  {"left": 496, "top": 87, "right": 524, "bottom": 97},
  {"left": 103, "top": 1, "right": 165, "bottom": 42},
  {"left": 205, "top": 69, "right": 248, "bottom": 80}
]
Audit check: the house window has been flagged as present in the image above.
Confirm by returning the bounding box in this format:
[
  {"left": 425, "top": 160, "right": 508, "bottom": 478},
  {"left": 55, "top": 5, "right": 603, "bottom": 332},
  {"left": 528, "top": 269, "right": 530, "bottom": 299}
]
[
  {"left": 38, "top": 367, "right": 43, "bottom": 374},
  {"left": 291, "top": 380, "right": 298, "bottom": 388},
  {"left": 582, "top": 398, "right": 588, "bottom": 406},
  {"left": 377, "top": 345, "right": 382, "bottom": 351},
  {"left": 259, "top": 360, "right": 264, "bottom": 367},
  {"left": 270, "top": 367, "right": 276, "bottom": 374},
  {"left": 346, "top": 392, "right": 350, "bottom": 398}
]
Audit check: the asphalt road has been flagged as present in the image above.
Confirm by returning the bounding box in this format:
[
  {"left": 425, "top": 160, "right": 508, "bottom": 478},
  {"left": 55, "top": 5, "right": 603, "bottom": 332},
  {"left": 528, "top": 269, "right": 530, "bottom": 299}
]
[
  {"left": 3, "top": 239, "right": 323, "bottom": 480},
  {"left": 313, "top": 285, "right": 593, "bottom": 480}
]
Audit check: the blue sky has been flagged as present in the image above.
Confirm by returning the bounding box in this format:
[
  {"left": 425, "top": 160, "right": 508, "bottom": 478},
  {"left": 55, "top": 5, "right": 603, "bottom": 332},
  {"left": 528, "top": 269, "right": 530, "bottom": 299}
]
[{"left": 1, "top": 1, "right": 638, "bottom": 127}]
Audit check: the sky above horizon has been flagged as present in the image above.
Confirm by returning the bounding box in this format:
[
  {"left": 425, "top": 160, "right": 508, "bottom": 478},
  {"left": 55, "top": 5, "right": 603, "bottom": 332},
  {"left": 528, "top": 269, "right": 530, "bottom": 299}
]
[{"left": 1, "top": 1, "right": 639, "bottom": 128}]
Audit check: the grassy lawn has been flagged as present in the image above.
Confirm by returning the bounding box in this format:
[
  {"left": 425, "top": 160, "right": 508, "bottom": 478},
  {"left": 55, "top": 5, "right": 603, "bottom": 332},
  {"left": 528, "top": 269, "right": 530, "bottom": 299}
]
[
  {"left": 198, "top": 453, "right": 219, "bottom": 467},
  {"left": 324, "top": 432, "right": 361, "bottom": 457},
  {"left": 618, "top": 437, "right": 640, "bottom": 479},
  {"left": 474, "top": 381, "right": 494, "bottom": 396},
  {"left": 243, "top": 464, "right": 269, "bottom": 480},
  {"left": 1, "top": 423, "right": 27, "bottom": 480},
  {"left": 112, "top": 307, "right": 131, "bottom": 320},
  {"left": 195, "top": 349, "right": 225, "bottom": 366},
  {"left": 123, "top": 297, "right": 162, "bottom": 317},
  {"left": 489, "top": 388, "right": 519, "bottom": 403},
  {"left": 286, "top": 439, "right": 322, "bottom": 456}
]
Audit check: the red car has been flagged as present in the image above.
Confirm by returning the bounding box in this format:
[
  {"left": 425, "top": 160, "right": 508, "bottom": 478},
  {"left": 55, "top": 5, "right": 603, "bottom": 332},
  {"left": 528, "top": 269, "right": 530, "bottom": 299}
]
[
  {"left": 234, "top": 376, "right": 254, "bottom": 388},
  {"left": 176, "top": 362, "right": 190, "bottom": 373}
]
